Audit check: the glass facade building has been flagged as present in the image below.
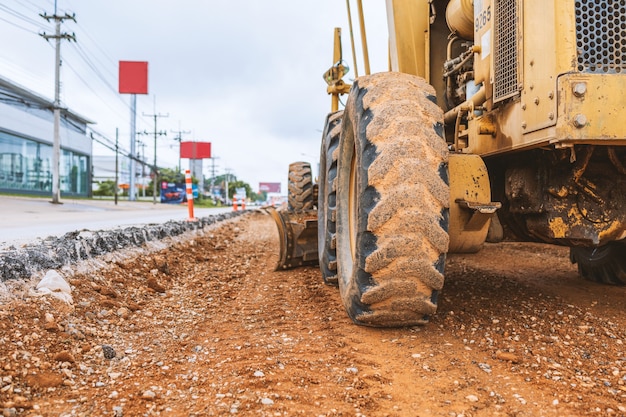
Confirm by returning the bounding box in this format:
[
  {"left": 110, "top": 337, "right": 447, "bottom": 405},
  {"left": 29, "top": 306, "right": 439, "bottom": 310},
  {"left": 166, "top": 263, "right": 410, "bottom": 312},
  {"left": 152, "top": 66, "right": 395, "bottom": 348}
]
[
  {"left": 0, "top": 76, "right": 92, "bottom": 197},
  {"left": 0, "top": 131, "right": 89, "bottom": 195}
]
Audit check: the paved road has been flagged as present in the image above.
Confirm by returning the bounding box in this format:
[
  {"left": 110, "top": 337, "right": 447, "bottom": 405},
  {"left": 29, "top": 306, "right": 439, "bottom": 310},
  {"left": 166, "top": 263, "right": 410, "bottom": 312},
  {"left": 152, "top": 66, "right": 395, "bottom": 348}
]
[{"left": 0, "top": 196, "right": 235, "bottom": 248}]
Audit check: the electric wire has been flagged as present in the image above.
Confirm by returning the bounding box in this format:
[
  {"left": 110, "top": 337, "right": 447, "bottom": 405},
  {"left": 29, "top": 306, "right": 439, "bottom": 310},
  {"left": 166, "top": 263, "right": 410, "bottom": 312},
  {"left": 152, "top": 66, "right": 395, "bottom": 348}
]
[
  {"left": 0, "top": 4, "right": 49, "bottom": 31},
  {"left": 9, "top": 0, "right": 42, "bottom": 14},
  {"left": 0, "top": 1, "right": 155, "bottom": 134},
  {"left": 60, "top": 54, "right": 132, "bottom": 128},
  {"left": 68, "top": 42, "right": 119, "bottom": 96},
  {"left": 71, "top": 20, "right": 118, "bottom": 71},
  {"left": 62, "top": 34, "right": 154, "bottom": 132},
  {"left": 0, "top": 14, "right": 39, "bottom": 34},
  {"left": 1, "top": 2, "right": 171, "bottom": 166}
]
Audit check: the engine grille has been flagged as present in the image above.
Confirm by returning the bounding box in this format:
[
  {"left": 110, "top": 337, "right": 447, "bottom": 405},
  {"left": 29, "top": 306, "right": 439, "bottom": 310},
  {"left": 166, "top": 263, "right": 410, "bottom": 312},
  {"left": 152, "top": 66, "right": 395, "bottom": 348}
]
[
  {"left": 493, "top": 0, "right": 521, "bottom": 103},
  {"left": 576, "top": 0, "right": 626, "bottom": 73}
]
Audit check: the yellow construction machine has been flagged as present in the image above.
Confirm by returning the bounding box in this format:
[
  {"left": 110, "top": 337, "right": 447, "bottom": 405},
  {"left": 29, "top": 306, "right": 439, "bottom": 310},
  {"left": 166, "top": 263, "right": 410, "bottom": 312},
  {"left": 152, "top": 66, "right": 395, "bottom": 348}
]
[{"left": 269, "top": 0, "right": 626, "bottom": 327}]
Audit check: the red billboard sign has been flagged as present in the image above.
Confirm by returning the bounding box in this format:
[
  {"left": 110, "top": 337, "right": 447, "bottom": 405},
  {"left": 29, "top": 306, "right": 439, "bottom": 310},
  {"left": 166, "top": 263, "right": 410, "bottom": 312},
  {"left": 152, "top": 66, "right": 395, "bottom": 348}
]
[
  {"left": 119, "top": 61, "right": 148, "bottom": 94},
  {"left": 180, "top": 141, "right": 211, "bottom": 159},
  {"left": 259, "top": 182, "right": 281, "bottom": 193}
]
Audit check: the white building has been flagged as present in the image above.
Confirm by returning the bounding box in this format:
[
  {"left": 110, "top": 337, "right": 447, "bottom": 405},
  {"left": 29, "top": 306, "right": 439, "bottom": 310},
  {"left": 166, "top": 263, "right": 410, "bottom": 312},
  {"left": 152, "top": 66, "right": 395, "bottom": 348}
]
[
  {"left": 0, "top": 75, "right": 93, "bottom": 197},
  {"left": 92, "top": 155, "right": 149, "bottom": 195}
]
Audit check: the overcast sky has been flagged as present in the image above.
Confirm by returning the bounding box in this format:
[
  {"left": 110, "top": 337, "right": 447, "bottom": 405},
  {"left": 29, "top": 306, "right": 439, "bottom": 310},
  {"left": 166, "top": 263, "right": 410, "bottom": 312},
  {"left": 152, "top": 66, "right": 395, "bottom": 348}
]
[{"left": 0, "top": 0, "right": 389, "bottom": 194}]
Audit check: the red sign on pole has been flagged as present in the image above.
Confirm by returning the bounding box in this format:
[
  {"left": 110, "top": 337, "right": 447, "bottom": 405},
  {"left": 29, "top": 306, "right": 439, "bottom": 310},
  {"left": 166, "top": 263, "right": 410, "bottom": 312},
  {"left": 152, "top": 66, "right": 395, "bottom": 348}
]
[
  {"left": 259, "top": 182, "right": 281, "bottom": 193},
  {"left": 180, "top": 142, "right": 211, "bottom": 159},
  {"left": 119, "top": 61, "right": 148, "bottom": 94}
]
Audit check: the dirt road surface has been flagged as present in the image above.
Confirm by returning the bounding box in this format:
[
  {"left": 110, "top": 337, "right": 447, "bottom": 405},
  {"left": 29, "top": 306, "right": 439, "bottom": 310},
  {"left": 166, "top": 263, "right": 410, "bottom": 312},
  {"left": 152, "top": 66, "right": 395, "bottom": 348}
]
[{"left": 1, "top": 211, "right": 626, "bottom": 416}]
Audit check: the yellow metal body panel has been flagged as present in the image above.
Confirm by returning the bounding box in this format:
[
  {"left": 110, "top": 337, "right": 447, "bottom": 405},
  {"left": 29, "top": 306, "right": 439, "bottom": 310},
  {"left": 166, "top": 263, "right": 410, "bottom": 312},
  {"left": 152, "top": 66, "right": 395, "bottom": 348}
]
[
  {"left": 385, "top": 0, "right": 431, "bottom": 79},
  {"left": 446, "top": 0, "right": 474, "bottom": 40},
  {"left": 448, "top": 153, "right": 492, "bottom": 253},
  {"left": 521, "top": 0, "right": 554, "bottom": 133},
  {"left": 473, "top": 0, "right": 492, "bottom": 86},
  {"left": 521, "top": 0, "right": 576, "bottom": 134},
  {"left": 463, "top": 0, "right": 626, "bottom": 155},
  {"left": 556, "top": 74, "right": 626, "bottom": 144},
  {"left": 465, "top": 71, "right": 626, "bottom": 156}
]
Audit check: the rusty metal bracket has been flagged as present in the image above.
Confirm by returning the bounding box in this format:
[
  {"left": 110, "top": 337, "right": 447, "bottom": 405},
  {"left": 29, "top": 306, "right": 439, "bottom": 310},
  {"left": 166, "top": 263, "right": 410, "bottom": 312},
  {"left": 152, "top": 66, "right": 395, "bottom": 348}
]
[{"left": 455, "top": 199, "right": 501, "bottom": 232}]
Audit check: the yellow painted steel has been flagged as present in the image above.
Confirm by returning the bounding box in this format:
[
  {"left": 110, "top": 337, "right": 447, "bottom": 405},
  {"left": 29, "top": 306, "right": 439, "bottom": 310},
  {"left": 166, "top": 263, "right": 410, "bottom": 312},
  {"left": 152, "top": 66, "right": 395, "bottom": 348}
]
[
  {"left": 556, "top": 74, "right": 626, "bottom": 144},
  {"left": 446, "top": 0, "right": 474, "bottom": 40},
  {"left": 385, "top": 0, "right": 430, "bottom": 79},
  {"left": 461, "top": 0, "right": 626, "bottom": 155},
  {"left": 355, "top": 0, "right": 371, "bottom": 75},
  {"left": 345, "top": 0, "right": 359, "bottom": 78},
  {"left": 473, "top": 0, "right": 492, "bottom": 87},
  {"left": 448, "top": 153, "right": 495, "bottom": 253},
  {"left": 521, "top": 0, "right": 575, "bottom": 134},
  {"left": 463, "top": 72, "right": 626, "bottom": 156},
  {"left": 324, "top": 28, "right": 351, "bottom": 113}
]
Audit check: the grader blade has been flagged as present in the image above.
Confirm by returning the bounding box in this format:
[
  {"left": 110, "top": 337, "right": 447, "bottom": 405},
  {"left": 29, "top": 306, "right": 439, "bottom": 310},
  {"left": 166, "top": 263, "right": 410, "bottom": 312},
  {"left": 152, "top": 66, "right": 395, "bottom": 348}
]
[{"left": 265, "top": 207, "right": 319, "bottom": 270}]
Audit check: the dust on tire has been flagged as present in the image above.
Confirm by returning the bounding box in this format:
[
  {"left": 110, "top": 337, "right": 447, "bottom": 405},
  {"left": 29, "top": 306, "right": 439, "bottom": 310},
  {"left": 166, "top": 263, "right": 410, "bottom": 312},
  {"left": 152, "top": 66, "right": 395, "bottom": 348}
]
[{"left": 336, "top": 72, "right": 449, "bottom": 327}]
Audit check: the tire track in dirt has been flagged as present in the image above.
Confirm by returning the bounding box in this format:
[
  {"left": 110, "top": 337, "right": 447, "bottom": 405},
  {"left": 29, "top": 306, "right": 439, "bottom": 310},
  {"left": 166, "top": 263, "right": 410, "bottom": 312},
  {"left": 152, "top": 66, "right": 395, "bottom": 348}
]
[{"left": 1, "top": 211, "right": 625, "bottom": 416}]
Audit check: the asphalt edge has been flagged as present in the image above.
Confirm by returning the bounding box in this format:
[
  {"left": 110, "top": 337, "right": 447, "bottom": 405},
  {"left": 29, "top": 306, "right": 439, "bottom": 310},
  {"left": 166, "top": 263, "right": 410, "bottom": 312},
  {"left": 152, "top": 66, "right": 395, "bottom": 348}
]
[{"left": 0, "top": 211, "right": 248, "bottom": 282}]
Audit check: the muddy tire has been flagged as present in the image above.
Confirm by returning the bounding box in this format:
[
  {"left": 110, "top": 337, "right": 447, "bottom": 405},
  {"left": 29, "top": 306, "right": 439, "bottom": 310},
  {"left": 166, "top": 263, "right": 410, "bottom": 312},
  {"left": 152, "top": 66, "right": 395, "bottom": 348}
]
[
  {"left": 318, "top": 111, "right": 343, "bottom": 285},
  {"left": 288, "top": 162, "right": 314, "bottom": 211},
  {"left": 336, "top": 72, "right": 449, "bottom": 327},
  {"left": 570, "top": 243, "right": 626, "bottom": 285}
]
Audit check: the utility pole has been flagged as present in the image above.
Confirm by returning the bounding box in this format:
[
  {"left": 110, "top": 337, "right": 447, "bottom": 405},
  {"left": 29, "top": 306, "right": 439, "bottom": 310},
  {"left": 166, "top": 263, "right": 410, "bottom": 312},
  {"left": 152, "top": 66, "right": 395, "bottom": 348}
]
[
  {"left": 137, "top": 140, "right": 147, "bottom": 197},
  {"left": 129, "top": 95, "right": 137, "bottom": 201},
  {"left": 115, "top": 128, "right": 119, "bottom": 205},
  {"left": 171, "top": 121, "right": 191, "bottom": 173},
  {"left": 224, "top": 168, "right": 234, "bottom": 205},
  {"left": 138, "top": 111, "right": 168, "bottom": 204},
  {"left": 209, "top": 156, "right": 220, "bottom": 202},
  {"left": 40, "top": 4, "right": 76, "bottom": 204}
]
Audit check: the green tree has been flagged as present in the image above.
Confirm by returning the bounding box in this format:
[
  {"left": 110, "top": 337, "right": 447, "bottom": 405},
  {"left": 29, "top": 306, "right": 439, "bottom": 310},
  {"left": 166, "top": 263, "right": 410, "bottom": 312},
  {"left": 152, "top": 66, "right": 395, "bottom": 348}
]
[
  {"left": 228, "top": 180, "right": 252, "bottom": 200},
  {"left": 210, "top": 174, "right": 256, "bottom": 202},
  {"left": 158, "top": 168, "right": 185, "bottom": 184},
  {"left": 93, "top": 180, "right": 117, "bottom": 196}
]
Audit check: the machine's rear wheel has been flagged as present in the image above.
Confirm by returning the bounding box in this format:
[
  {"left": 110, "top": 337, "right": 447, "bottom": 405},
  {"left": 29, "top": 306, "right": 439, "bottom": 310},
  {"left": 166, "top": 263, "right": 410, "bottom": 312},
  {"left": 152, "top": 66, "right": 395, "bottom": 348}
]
[
  {"left": 288, "top": 162, "right": 314, "bottom": 211},
  {"left": 336, "top": 72, "right": 450, "bottom": 327},
  {"left": 318, "top": 111, "right": 343, "bottom": 285},
  {"left": 570, "top": 242, "right": 626, "bottom": 285}
]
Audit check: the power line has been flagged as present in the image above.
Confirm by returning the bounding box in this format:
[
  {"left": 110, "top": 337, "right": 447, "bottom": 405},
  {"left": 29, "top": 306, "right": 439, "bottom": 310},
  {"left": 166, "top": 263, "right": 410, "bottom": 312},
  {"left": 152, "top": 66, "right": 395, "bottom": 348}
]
[
  {"left": 171, "top": 122, "right": 191, "bottom": 171},
  {"left": 68, "top": 42, "right": 118, "bottom": 96},
  {"left": 72, "top": 20, "right": 118, "bottom": 70},
  {"left": 0, "top": 14, "right": 39, "bottom": 34},
  {"left": 0, "top": 3, "right": 49, "bottom": 30},
  {"left": 62, "top": 43, "right": 153, "bottom": 133},
  {"left": 10, "top": 0, "right": 45, "bottom": 14}
]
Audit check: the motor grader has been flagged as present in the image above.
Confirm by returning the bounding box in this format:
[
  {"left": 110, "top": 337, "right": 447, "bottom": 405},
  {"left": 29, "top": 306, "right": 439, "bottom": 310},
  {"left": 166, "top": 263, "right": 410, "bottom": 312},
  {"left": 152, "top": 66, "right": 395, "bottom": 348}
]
[{"left": 268, "top": 0, "right": 626, "bottom": 327}]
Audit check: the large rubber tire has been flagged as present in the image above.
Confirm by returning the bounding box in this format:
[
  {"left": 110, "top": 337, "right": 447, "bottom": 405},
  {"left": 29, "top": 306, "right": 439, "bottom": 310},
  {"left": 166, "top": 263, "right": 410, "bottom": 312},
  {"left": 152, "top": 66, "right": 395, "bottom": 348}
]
[
  {"left": 570, "top": 242, "right": 626, "bottom": 285},
  {"left": 288, "top": 161, "right": 314, "bottom": 211},
  {"left": 336, "top": 72, "right": 450, "bottom": 327},
  {"left": 318, "top": 111, "right": 343, "bottom": 285}
]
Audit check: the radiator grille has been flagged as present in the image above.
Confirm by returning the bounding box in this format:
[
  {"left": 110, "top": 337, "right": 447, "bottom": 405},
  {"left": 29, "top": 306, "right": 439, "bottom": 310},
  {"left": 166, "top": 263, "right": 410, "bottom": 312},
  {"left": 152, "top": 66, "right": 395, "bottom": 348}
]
[
  {"left": 576, "top": 0, "right": 626, "bottom": 73},
  {"left": 493, "top": 0, "right": 521, "bottom": 103}
]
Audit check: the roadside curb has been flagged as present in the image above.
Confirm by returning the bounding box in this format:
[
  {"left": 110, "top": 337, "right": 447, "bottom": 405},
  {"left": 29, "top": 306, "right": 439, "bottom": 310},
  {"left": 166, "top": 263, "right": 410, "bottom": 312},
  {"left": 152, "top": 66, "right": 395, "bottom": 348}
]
[{"left": 0, "top": 211, "right": 248, "bottom": 282}]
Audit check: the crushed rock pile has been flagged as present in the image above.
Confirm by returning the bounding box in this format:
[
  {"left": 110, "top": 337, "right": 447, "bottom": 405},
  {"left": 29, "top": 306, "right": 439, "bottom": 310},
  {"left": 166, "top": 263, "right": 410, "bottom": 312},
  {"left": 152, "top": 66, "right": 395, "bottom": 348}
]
[{"left": 0, "top": 211, "right": 245, "bottom": 282}]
